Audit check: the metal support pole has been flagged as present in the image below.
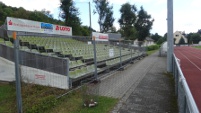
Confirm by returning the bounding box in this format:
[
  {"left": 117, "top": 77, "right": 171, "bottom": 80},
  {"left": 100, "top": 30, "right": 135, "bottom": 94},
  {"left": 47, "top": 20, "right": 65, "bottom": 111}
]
[
  {"left": 119, "top": 41, "right": 123, "bottom": 70},
  {"left": 89, "top": 2, "right": 98, "bottom": 80},
  {"left": 167, "top": 0, "right": 174, "bottom": 72},
  {"left": 13, "top": 32, "right": 23, "bottom": 113}
]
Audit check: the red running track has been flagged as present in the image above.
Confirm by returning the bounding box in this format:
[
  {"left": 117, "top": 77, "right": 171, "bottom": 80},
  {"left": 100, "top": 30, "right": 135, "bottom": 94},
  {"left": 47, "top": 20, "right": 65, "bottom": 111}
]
[{"left": 175, "top": 46, "right": 201, "bottom": 111}]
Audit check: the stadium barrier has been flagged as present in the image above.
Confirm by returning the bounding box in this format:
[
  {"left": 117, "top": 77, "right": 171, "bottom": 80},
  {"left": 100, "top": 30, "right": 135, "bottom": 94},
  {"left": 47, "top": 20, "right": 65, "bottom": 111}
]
[
  {"left": 172, "top": 54, "right": 199, "bottom": 113},
  {"left": 0, "top": 42, "right": 70, "bottom": 89}
]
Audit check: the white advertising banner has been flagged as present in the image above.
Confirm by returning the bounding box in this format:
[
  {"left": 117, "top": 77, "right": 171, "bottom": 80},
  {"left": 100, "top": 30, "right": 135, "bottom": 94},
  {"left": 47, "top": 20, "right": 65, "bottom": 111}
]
[
  {"left": 92, "top": 32, "right": 109, "bottom": 41},
  {"left": 6, "top": 17, "right": 72, "bottom": 36}
]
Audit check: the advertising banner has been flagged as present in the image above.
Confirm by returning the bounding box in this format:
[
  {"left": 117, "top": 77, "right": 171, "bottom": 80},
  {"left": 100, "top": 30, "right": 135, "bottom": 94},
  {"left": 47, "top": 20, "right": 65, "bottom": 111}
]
[
  {"left": 92, "top": 32, "right": 109, "bottom": 41},
  {"left": 6, "top": 17, "right": 72, "bottom": 36},
  {"left": 109, "top": 49, "right": 114, "bottom": 57}
]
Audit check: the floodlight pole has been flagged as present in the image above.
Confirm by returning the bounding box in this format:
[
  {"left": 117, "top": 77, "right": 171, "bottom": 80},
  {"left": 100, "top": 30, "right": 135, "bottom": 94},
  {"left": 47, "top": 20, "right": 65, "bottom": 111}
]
[{"left": 167, "top": 0, "right": 174, "bottom": 72}]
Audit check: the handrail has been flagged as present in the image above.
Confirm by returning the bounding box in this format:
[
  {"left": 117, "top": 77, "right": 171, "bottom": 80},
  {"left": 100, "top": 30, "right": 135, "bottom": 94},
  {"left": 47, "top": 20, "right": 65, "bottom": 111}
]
[{"left": 173, "top": 54, "right": 199, "bottom": 113}]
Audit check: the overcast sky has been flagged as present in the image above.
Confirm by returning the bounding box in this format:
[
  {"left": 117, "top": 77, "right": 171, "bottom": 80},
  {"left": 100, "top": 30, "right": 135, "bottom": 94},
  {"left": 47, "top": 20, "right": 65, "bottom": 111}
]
[{"left": 1, "top": 0, "right": 201, "bottom": 36}]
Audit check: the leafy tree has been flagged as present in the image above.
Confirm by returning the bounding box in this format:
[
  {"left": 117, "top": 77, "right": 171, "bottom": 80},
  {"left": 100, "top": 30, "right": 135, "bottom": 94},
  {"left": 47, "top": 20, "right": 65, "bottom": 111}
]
[
  {"left": 178, "top": 38, "right": 185, "bottom": 44},
  {"left": 118, "top": 3, "right": 138, "bottom": 40},
  {"left": 151, "top": 33, "right": 162, "bottom": 42},
  {"left": 191, "top": 33, "right": 201, "bottom": 44},
  {"left": 109, "top": 26, "right": 117, "bottom": 33},
  {"left": 93, "top": 0, "right": 115, "bottom": 33},
  {"left": 135, "top": 6, "right": 154, "bottom": 41},
  {"left": 80, "top": 26, "right": 90, "bottom": 36},
  {"left": 157, "top": 33, "right": 167, "bottom": 45},
  {"left": 60, "top": 0, "right": 82, "bottom": 35}
]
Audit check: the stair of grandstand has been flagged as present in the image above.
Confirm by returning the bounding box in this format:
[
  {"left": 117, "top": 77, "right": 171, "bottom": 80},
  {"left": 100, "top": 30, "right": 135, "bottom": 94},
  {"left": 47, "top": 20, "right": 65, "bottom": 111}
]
[{"left": 0, "top": 36, "right": 143, "bottom": 82}]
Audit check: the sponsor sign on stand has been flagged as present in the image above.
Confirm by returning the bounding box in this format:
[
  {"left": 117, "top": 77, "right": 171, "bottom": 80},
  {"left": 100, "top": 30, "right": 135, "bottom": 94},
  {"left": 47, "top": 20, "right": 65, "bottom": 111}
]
[
  {"left": 92, "top": 32, "right": 109, "bottom": 41},
  {"left": 109, "top": 49, "right": 114, "bottom": 57},
  {"left": 7, "top": 17, "right": 72, "bottom": 36}
]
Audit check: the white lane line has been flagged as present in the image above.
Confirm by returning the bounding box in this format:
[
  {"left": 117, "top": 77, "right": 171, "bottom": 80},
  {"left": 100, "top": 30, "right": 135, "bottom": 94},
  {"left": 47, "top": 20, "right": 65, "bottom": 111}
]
[
  {"left": 182, "top": 51, "right": 201, "bottom": 60},
  {"left": 178, "top": 51, "right": 201, "bottom": 72}
]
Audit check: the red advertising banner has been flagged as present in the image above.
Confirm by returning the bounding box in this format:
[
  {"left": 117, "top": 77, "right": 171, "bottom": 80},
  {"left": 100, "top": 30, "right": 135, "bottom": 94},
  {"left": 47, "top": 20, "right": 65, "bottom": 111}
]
[
  {"left": 7, "top": 17, "right": 72, "bottom": 36},
  {"left": 92, "top": 32, "right": 109, "bottom": 41}
]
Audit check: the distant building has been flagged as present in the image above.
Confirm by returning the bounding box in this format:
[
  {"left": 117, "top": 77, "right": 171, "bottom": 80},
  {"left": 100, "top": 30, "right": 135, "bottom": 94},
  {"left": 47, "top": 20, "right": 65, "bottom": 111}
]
[
  {"left": 133, "top": 37, "right": 155, "bottom": 47},
  {"left": 174, "top": 31, "right": 187, "bottom": 44}
]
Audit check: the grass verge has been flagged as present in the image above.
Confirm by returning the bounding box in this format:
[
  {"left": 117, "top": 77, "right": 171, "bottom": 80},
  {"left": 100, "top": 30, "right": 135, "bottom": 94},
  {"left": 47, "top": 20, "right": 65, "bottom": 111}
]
[
  {"left": 193, "top": 46, "right": 201, "bottom": 49},
  {"left": 147, "top": 49, "right": 158, "bottom": 55},
  {"left": 164, "top": 73, "right": 178, "bottom": 112},
  {"left": 0, "top": 82, "right": 118, "bottom": 113}
]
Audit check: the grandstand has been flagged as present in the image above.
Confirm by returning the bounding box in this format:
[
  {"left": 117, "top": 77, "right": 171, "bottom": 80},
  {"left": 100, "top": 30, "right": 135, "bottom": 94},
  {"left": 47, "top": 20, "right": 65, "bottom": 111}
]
[
  {"left": 0, "top": 34, "right": 146, "bottom": 86},
  {"left": 0, "top": 17, "right": 146, "bottom": 88}
]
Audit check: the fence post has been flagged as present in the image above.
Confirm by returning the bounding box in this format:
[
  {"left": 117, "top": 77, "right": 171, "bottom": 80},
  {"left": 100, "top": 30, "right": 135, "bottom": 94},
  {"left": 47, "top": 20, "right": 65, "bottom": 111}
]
[
  {"left": 119, "top": 40, "right": 123, "bottom": 70},
  {"left": 13, "top": 32, "right": 23, "bottom": 113},
  {"left": 130, "top": 44, "right": 132, "bottom": 63},
  {"left": 92, "top": 37, "right": 98, "bottom": 80},
  {"left": 66, "top": 59, "right": 72, "bottom": 88}
]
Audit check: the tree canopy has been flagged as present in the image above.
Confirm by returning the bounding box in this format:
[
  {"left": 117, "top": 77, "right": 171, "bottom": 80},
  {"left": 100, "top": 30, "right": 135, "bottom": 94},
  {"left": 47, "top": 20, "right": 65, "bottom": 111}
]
[
  {"left": 151, "top": 33, "right": 162, "bottom": 42},
  {"left": 60, "top": 0, "right": 83, "bottom": 35},
  {"left": 118, "top": 3, "right": 138, "bottom": 40},
  {"left": 187, "top": 33, "right": 201, "bottom": 44},
  {"left": 0, "top": 2, "right": 63, "bottom": 26},
  {"left": 93, "top": 0, "right": 115, "bottom": 33},
  {"left": 118, "top": 3, "right": 154, "bottom": 42},
  {"left": 135, "top": 6, "right": 154, "bottom": 41}
]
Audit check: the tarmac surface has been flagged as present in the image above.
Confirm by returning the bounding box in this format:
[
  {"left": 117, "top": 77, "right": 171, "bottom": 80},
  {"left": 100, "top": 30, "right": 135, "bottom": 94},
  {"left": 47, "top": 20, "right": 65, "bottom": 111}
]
[{"left": 97, "top": 51, "right": 178, "bottom": 113}]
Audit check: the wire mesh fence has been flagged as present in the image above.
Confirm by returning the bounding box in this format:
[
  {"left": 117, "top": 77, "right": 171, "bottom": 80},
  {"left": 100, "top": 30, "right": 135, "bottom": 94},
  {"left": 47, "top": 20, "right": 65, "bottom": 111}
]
[{"left": 0, "top": 28, "right": 148, "bottom": 112}]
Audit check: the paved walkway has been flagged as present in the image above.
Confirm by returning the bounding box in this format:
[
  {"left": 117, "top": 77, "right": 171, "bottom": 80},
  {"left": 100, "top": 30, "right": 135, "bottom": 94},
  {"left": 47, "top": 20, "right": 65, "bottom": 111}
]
[{"left": 97, "top": 51, "right": 178, "bottom": 113}]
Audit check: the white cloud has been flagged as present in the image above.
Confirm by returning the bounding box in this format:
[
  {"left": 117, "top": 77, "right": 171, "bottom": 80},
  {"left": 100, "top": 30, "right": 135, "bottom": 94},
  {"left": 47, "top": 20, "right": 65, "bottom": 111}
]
[
  {"left": 0, "top": 0, "right": 60, "bottom": 15},
  {"left": 1, "top": 0, "right": 201, "bottom": 35}
]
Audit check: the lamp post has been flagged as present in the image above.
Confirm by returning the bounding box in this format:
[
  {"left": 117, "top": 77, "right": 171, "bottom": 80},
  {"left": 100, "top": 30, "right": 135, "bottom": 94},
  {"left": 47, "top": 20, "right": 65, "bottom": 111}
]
[{"left": 167, "top": 0, "right": 174, "bottom": 72}]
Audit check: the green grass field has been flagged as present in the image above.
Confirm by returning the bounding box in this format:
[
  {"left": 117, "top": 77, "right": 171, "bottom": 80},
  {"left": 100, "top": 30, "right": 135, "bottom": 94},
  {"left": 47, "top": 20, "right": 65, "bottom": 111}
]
[
  {"left": 0, "top": 82, "right": 118, "bottom": 113},
  {"left": 193, "top": 46, "right": 201, "bottom": 49}
]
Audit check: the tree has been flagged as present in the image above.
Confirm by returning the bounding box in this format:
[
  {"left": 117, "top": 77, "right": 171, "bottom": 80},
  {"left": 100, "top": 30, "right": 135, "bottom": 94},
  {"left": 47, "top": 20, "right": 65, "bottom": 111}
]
[
  {"left": 157, "top": 33, "right": 167, "bottom": 45},
  {"left": 178, "top": 38, "right": 185, "bottom": 44},
  {"left": 135, "top": 6, "right": 154, "bottom": 41},
  {"left": 191, "top": 33, "right": 201, "bottom": 44},
  {"left": 151, "top": 33, "right": 162, "bottom": 42},
  {"left": 60, "top": 0, "right": 82, "bottom": 35},
  {"left": 93, "top": 0, "right": 115, "bottom": 33},
  {"left": 80, "top": 26, "right": 90, "bottom": 36},
  {"left": 118, "top": 3, "right": 138, "bottom": 40},
  {"left": 109, "top": 26, "right": 117, "bottom": 33}
]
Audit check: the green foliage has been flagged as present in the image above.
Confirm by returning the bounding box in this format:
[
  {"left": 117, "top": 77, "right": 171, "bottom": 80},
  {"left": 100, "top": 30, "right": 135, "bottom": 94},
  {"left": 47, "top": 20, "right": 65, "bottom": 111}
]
[
  {"left": 135, "top": 6, "right": 154, "bottom": 41},
  {"left": 118, "top": 4, "right": 153, "bottom": 41},
  {"left": 0, "top": 83, "right": 118, "bottom": 113},
  {"left": 178, "top": 38, "right": 186, "bottom": 44},
  {"left": 187, "top": 33, "right": 201, "bottom": 44},
  {"left": 146, "top": 44, "right": 159, "bottom": 51},
  {"left": 0, "top": 2, "right": 64, "bottom": 26},
  {"left": 60, "top": 0, "right": 82, "bottom": 35},
  {"left": 94, "top": 0, "right": 115, "bottom": 33},
  {"left": 157, "top": 33, "right": 167, "bottom": 45},
  {"left": 151, "top": 33, "right": 162, "bottom": 42},
  {"left": 194, "top": 46, "right": 201, "bottom": 49},
  {"left": 26, "top": 96, "right": 57, "bottom": 113},
  {"left": 118, "top": 3, "right": 138, "bottom": 40},
  {"left": 80, "top": 26, "right": 91, "bottom": 36}
]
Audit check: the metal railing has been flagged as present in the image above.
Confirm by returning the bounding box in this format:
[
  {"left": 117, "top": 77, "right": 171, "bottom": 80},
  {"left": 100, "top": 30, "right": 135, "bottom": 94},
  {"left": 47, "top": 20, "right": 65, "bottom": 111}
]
[{"left": 173, "top": 54, "right": 199, "bottom": 113}]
